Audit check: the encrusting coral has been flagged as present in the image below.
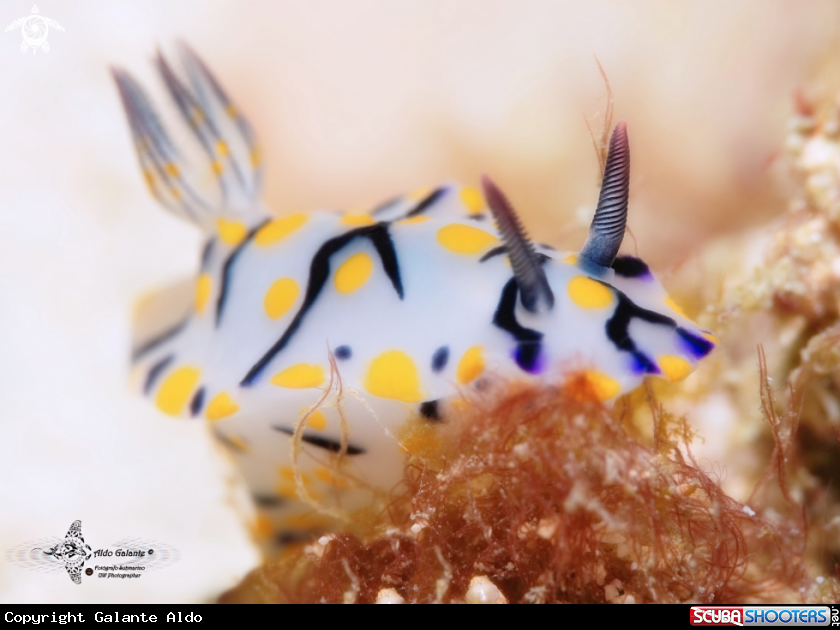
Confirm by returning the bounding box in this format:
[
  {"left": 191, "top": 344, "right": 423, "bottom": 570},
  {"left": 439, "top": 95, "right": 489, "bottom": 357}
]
[
  {"left": 698, "top": 90, "right": 840, "bottom": 578},
  {"left": 762, "top": 95, "right": 840, "bottom": 576}
]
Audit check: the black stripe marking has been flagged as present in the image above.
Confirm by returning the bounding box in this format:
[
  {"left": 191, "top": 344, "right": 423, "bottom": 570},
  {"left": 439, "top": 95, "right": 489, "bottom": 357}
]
[
  {"left": 419, "top": 400, "right": 442, "bottom": 422},
  {"left": 366, "top": 225, "right": 404, "bottom": 299},
  {"left": 431, "top": 346, "right": 449, "bottom": 372},
  {"left": 131, "top": 317, "right": 189, "bottom": 363},
  {"left": 190, "top": 386, "right": 205, "bottom": 417},
  {"left": 604, "top": 287, "right": 674, "bottom": 374},
  {"left": 676, "top": 327, "right": 715, "bottom": 359},
  {"left": 253, "top": 494, "right": 287, "bottom": 508},
  {"left": 144, "top": 354, "right": 174, "bottom": 394},
  {"left": 241, "top": 224, "right": 403, "bottom": 386},
  {"left": 242, "top": 229, "right": 366, "bottom": 384},
  {"left": 611, "top": 255, "right": 650, "bottom": 278},
  {"left": 215, "top": 218, "right": 271, "bottom": 327},
  {"left": 404, "top": 187, "right": 446, "bottom": 218},
  {"left": 371, "top": 196, "right": 401, "bottom": 216},
  {"left": 272, "top": 425, "right": 366, "bottom": 455},
  {"left": 480, "top": 246, "right": 507, "bottom": 263},
  {"left": 276, "top": 531, "right": 318, "bottom": 546},
  {"left": 492, "top": 278, "right": 544, "bottom": 372},
  {"left": 200, "top": 238, "right": 215, "bottom": 269},
  {"left": 481, "top": 247, "right": 550, "bottom": 265}
]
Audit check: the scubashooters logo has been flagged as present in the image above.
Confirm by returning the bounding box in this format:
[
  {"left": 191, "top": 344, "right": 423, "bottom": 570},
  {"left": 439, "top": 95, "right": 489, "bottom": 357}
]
[{"left": 6, "top": 520, "right": 179, "bottom": 584}]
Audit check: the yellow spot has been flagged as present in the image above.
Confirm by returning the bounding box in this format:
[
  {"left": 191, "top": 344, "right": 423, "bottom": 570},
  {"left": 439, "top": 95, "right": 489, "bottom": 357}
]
[
  {"left": 457, "top": 346, "right": 485, "bottom": 385},
  {"left": 397, "top": 216, "right": 430, "bottom": 225},
  {"left": 658, "top": 355, "right": 693, "bottom": 383},
  {"left": 142, "top": 169, "right": 155, "bottom": 189},
  {"left": 436, "top": 224, "right": 499, "bottom": 255},
  {"left": 564, "top": 254, "right": 577, "bottom": 264},
  {"left": 211, "top": 161, "right": 223, "bottom": 176},
  {"left": 276, "top": 483, "right": 298, "bottom": 499},
  {"left": 408, "top": 186, "right": 432, "bottom": 200},
  {"left": 254, "top": 213, "right": 308, "bottom": 247},
  {"left": 250, "top": 147, "right": 261, "bottom": 167},
  {"left": 314, "top": 468, "right": 332, "bottom": 484},
  {"left": 271, "top": 364, "right": 325, "bottom": 389},
  {"left": 279, "top": 466, "right": 310, "bottom": 483},
  {"left": 399, "top": 422, "right": 441, "bottom": 456},
  {"left": 567, "top": 276, "right": 614, "bottom": 309},
  {"left": 306, "top": 410, "right": 328, "bottom": 431},
  {"left": 195, "top": 273, "right": 212, "bottom": 315},
  {"left": 665, "top": 296, "right": 689, "bottom": 320},
  {"left": 254, "top": 514, "right": 274, "bottom": 540},
  {"left": 263, "top": 277, "right": 299, "bottom": 319},
  {"left": 191, "top": 108, "right": 205, "bottom": 124},
  {"left": 205, "top": 392, "right": 240, "bottom": 421},
  {"left": 340, "top": 213, "right": 376, "bottom": 226},
  {"left": 282, "top": 513, "right": 334, "bottom": 530},
  {"left": 460, "top": 187, "right": 485, "bottom": 214},
  {"left": 155, "top": 366, "right": 200, "bottom": 416},
  {"left": 165, "top": 163, "right": 179, "bottom": 177},
  {"left": 168, "top": 186, "right": 181, "bottom": 200},
  {"left": 701, "top": 332, "right": 719, "bottom": 344},
  {"left": 365, "top": 350, "right": 423, "bottom": 402},
  {"left": 584, "top": 371, "right": 621, "bottom": 401},
  {"left": 226, "top": 104, "right": 237, "bottom": 117},
  {"left": 216, "top": 140, "right": 229, "bottom": 156},
  {"left": 314, "top": 467, "right": 350, "bottom": 489},
  {"left": 216, "top": 218, "right": 248, "bottom": 246},
  {"left": 335, "top": 253, "right": 374, "bottom": 294}
]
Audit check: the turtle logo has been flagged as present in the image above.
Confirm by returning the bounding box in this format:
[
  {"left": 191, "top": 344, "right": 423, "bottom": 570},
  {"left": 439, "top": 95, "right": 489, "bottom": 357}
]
[
  {"left": 5, "top": 5, "right": 64, "bottom": 54},
  {"left": 37, "top": 521, "right": 92, "bottom": 584}
]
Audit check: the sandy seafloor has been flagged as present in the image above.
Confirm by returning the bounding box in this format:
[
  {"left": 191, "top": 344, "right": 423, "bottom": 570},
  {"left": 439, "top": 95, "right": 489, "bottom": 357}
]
[{"left": 0, "top": 0, "right": 838, "bottom": 603}]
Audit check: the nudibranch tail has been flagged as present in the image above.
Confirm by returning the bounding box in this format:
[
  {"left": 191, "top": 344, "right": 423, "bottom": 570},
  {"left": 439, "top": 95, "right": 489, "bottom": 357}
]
[
  {"left": 112, "top": 46, "right": 263, "bottom": 232},
  {"left": 580, "top": 121, "right": 630, "bottom": 272},
  {"left": 481, "top": 175, "right": 554, "bottom": 314}
]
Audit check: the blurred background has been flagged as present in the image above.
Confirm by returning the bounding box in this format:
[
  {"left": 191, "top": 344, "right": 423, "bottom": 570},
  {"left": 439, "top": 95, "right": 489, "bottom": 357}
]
[{"left": 0, "top": 0, "right": 839, "bottom": 603}]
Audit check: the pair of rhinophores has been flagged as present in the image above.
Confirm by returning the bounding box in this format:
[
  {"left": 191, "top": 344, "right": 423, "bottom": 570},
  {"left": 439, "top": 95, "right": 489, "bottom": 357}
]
[{"left": 113, "top": 44, "right": 716, "bottom": 539}]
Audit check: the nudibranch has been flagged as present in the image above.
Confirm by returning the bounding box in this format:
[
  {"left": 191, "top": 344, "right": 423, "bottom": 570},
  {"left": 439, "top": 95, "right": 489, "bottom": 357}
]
[{"left": 113, "top": 45, "right": 715, "bottom": 539}]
